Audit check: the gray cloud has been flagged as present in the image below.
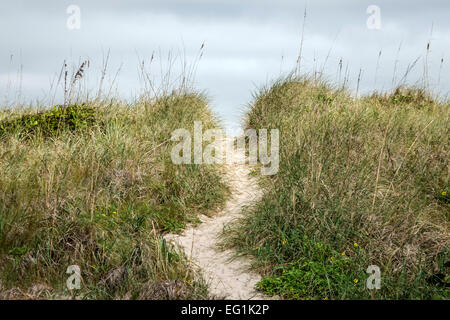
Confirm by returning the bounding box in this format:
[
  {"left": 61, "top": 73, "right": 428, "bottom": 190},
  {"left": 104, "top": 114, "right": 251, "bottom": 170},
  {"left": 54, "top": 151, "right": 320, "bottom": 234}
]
[{"left": 1, "top": 0, "right": 449, "bottom": 129}]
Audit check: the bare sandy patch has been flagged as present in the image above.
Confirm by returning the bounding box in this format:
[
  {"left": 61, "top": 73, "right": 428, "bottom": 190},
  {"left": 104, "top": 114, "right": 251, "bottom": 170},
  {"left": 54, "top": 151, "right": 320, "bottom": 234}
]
[{"left": 165, "top": 138, "right": 267, "bottom": 300}]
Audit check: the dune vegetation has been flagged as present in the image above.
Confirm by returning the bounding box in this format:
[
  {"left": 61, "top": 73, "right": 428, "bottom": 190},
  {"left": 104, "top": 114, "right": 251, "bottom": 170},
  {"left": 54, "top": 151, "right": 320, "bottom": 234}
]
[
  {"left": 0, "top": 92, "right": 228, "bottom": 299},
  {"left": 224, "top": 77, "right": 449, "bottom": 299},
  {"left": 0, "top": 53, "right": 448, "bottom": 301}
]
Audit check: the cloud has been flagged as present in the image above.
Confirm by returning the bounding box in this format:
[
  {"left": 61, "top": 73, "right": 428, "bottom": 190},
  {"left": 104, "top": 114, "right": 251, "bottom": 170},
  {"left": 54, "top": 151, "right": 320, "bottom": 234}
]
[{"left": 1, "top": 0, "right": 449, "bottom": 126}]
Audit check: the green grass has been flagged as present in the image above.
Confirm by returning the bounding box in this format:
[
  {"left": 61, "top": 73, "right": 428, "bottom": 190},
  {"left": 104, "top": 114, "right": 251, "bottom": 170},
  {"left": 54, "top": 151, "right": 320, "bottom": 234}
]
[
  {"left": 0, "top": 93, "right": 229, "bottom": 299},
  {"left": 224, "top": 77, "right": 449, "bottom": 300},
  {"left": 0, "top": 104, "right": 99, "bottom": 139}
]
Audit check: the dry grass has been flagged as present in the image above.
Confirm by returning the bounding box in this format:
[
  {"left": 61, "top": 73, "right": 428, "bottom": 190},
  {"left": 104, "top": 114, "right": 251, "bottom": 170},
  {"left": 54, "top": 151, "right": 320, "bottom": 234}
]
[
  {"left": 0, "top": 92, "right": 228, "bottom": 299},
  {"left": 225, "top": 76, "right": 449, "bottom": 299}
]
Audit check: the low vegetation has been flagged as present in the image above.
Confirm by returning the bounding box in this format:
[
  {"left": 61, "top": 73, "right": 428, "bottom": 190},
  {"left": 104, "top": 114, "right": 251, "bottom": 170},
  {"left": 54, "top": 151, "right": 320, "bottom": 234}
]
[
  {"left": 0, "top": 93, "right": 228, "bottom": 299},
  {"left": 225, "top": 77, "right": 449, "bottom": 299},
  {"left": 0, "top": 104, "right": 98, "bottom": 139}
]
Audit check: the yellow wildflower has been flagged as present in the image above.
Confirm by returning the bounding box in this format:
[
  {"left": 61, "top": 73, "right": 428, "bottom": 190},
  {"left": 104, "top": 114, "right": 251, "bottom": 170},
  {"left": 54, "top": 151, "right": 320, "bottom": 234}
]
[
  {"left": 442, "top": 191, "right": 447, "bottom": 196},
  {"left": 282, "top": 239, "right": 287, "bottom": 245},
  {"left": 341, "top": 251, "right": 345, "bottom": 256},
  {"left": 354, "top": 242, "right": 358, "bottom": 247},
  {"left": 353, "top": 278, "right": 359, "bottom": 284}
]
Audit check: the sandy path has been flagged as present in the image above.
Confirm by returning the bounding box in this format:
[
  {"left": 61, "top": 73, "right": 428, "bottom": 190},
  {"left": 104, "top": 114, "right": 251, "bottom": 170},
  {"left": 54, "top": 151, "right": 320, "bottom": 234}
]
[{"left": 165, "top": 138, "right": 267, "bottom": 300}]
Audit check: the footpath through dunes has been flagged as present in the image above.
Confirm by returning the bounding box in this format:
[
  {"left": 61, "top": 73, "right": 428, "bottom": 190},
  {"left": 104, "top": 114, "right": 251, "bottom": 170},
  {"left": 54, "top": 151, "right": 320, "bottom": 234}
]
[{"left": 165, "top": 137, "right": 268, "bottom": 300}]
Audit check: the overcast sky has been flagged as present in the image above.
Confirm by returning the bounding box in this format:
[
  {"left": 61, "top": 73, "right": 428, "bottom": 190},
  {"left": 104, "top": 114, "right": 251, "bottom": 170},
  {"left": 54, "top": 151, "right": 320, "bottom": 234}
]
[{"left": 1, "top": 0, "right": 449, "bottom": 131}]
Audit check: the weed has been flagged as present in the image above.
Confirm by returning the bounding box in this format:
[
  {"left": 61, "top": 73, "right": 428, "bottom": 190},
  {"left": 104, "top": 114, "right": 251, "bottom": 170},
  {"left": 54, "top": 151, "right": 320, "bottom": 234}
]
[
  {"left": 0, "top": 93, "right": 228, "bottom": 299},
  {"left": 225, "top": 76, "right": 449, "bottom": 299},
  {"left": 0, "top": 104, "right": 98, "bottom": 139}
]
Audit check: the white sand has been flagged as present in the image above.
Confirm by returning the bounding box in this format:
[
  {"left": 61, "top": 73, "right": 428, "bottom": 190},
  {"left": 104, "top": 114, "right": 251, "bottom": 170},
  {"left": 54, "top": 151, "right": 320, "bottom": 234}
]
[{"left": 165, "top": 138, "right": 267, "bottom": 300}]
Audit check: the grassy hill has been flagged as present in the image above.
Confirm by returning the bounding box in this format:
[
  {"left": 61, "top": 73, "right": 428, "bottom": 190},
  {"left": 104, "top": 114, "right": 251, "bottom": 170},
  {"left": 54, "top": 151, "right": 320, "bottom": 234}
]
[
  {"left": 0, "top": 72, "right": 448, "bottom": 300},
  {"left": 0, "top": 93, "right": 228, "bottom": 299},
  {"left": 225, "top": 77, "right": 449, "bottom": 299}
]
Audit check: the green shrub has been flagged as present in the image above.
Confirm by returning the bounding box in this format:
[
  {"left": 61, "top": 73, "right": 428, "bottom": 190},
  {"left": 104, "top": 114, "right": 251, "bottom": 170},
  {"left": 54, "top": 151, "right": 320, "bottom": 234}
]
[{"left": 0, "top": 104, "right": 98, "bottom": 139}]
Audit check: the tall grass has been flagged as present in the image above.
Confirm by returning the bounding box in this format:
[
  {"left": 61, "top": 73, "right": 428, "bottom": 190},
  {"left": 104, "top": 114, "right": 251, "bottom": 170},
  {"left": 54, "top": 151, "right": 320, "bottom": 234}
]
[
  {"left": 225, "top": 76, "right": 449, "bottom": 299},
  {"left": 0, "top": 92, "right": 228, "bottom": 299}
]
